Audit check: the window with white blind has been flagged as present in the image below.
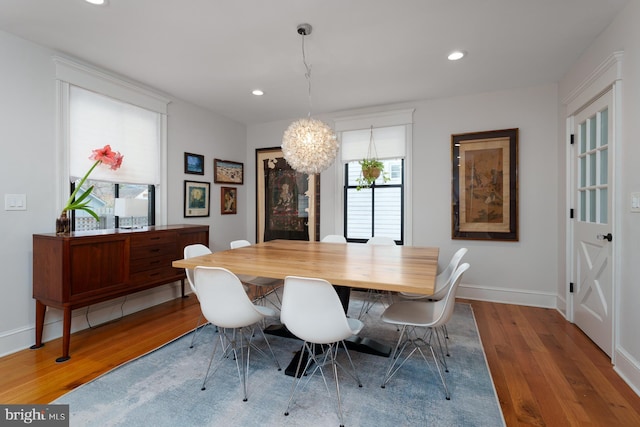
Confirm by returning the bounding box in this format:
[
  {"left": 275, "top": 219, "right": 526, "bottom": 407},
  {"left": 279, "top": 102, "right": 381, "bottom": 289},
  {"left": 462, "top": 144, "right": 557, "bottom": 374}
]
[
  {"left": 342, "top": 125, "right": 407, "bottom": 244},
  {"left": 55, "top": 57, "right": 169, "bottom": 231}
]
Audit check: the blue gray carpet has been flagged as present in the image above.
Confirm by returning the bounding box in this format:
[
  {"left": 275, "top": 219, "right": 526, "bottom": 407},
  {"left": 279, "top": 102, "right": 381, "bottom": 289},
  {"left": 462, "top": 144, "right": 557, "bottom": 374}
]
[{"left": 53, "top": 297, "right": 505, "bottom": 426}]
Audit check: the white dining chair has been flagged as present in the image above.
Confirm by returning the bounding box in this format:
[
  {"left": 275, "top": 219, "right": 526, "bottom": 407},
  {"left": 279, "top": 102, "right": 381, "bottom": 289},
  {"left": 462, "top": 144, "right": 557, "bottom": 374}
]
[
  {"left": 357, "top": 236, "right": 397, "bottom": 319},
  {"left": 380, "top": 263, "right": 470, "bottom": 400},
  {"left": 195, "top": 266, "right": 281, "bottom": 402},
  {"left": 230, "top": 239, "right": 282, "bottom": 309},
  {"left": 183, "top": 244, "right": 213, "bottom": 348},
  {"left": 281, "top": 275, "right": 363, "bottom": 427}
]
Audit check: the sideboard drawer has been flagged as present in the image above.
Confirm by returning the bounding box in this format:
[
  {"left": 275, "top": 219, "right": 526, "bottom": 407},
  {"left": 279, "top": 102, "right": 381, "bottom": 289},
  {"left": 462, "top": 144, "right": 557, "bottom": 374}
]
[
  {"left": 129, "top": 266, "right": 181, "bottom": 286},
  {"left": 130, "top": 231, "right": 178, "bottom": 248},
  {"left": 130, "top": 242, "right": 177, "bottom": 260}
]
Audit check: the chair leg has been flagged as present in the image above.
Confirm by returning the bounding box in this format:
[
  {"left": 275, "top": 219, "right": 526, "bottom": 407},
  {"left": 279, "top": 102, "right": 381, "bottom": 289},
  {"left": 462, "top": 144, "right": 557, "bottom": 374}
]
[{"left": 189, "top": 312, "right": 205, "bottom": 348}]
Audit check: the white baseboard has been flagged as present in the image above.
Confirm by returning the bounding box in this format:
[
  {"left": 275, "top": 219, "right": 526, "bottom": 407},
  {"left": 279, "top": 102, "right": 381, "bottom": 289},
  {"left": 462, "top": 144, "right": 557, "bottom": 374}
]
[
  {"left": 614, "top": 346, "right": 640, "bottom": 398},
  {"left": 456, "top": 283, "right": 558, "bottom": 308},
  {"left": 0, "top": 282, "right": 188, "bottom": 358}
]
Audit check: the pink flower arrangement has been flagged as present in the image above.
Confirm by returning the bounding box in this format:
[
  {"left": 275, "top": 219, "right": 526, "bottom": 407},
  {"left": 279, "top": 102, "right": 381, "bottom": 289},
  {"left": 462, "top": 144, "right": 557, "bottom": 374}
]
[{"left": 62, "top": 145, "right": 124, "bottom": 220}]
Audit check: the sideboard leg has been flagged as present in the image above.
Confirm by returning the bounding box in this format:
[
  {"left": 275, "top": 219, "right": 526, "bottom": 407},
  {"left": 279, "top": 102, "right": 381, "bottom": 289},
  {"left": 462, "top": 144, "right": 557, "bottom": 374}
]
[
  {"left": 30, "top": 300, "right": 46, "bottom": 350},
  {"left": 55, "top": 307, "right": 71, "bottom": 363}
]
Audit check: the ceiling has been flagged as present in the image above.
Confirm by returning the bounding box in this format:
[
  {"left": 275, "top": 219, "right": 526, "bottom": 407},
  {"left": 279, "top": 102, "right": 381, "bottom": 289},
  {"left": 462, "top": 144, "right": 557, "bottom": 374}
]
[{"left": 0, "top": 0, "right": 628, "bottom": 125}]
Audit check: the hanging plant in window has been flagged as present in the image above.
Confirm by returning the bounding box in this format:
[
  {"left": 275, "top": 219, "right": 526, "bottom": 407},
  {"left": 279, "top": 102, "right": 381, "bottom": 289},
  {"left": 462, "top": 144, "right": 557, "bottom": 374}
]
[{"left": 356, "top": 126, "right": 390, "bottom": 190}]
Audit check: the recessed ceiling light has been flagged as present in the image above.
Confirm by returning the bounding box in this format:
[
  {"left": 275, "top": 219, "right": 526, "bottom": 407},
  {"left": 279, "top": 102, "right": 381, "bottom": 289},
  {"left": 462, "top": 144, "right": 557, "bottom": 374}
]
[
  {"left": 85, "top": 0, "right": 107, "bottom": 5},
  {"left": 448, "top": 50, "right": 466, "bottom": 61},
  {"left": 252, "top": 89, "right": 264, "bottom": 96}
]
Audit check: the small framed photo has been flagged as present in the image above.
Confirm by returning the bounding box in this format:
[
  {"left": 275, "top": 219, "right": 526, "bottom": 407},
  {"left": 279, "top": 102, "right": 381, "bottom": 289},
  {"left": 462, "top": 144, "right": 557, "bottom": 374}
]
[
  {"left": 184, "top": 180, "right": 210, "bottom": 217},
  {"left": 221, "top": 187, "right": 237, "bottom": 215},
  {"left": 214, "top": 159, "right": 244, "bottom": 184},
  {"left": 184, "top": 152, "right": 205, "bottom": 175}
]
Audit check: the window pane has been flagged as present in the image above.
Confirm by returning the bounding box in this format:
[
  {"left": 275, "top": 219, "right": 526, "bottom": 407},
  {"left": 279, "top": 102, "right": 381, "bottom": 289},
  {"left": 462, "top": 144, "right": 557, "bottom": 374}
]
[
  {"left": 600, "top": 107, "right": 608, "bottom": 147},
  {"left": 580, "top": 190, "right": 586, "bottom": 221},
  {"left": 600, "top": 148, "right": 608, "bottom": 185},
  {"left": 373, "top": 187, "right": 402, "bottom": 239},
  {"left": 589, "top": 116, "right": 597, "bottom": 150},
  {"left": 580, "top": 122, "right": 586, "bottom": 153},
  {"left": 346, "top": 188, "right": 372, "bottom": 239},
  {"left": 589, "top": 189, "right": 596, "bottom": 223},
  {"left": 589, "top": 152, "right": 596, "bottom": 186},
  {"left": 579, "top": 156, "right": 586, "bottom": 187},
  {"left": 600, "top": 188, "right": 608, "bottom": 224}
]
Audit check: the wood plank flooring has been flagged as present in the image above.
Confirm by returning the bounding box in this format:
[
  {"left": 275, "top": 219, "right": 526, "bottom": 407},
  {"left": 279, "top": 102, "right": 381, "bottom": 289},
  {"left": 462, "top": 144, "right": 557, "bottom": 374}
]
[{"left": 1, "top": 295, "right": 639, "bottom": 426}]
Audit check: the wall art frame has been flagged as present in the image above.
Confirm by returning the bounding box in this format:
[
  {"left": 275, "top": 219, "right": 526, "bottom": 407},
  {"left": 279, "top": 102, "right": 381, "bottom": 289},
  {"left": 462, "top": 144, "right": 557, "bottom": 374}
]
[
  {"left": 184, "top": 152, "right": 205, "bottom": 175},
  {"left": 214, "top": 159, "right": 244, "bottom": 184},
  {"left": 255, "top": 147, "right": 320, "bottom": 243},
  {"left": 184, "top": 180, "right": 210, "bottom": 217},
  {"left": 221, "top": 186, "right": 237, "bottom": 215},
  {"left": 451, "top": 128, "right": 519, "bottom": 241}
]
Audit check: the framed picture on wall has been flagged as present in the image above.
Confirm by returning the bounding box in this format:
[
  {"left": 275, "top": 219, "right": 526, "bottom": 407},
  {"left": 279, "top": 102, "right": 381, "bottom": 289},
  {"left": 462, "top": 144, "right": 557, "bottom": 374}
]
[
  {"left": 221, "top": 187, "right": 237, "bottom": 215},
  {"left": 214, "top": 159, "right": 244, "bottom": 184},
  {"left": 184, "top": 180, "right": 210, "bottom": 217},
  {"left": 255, "top": 147, "right": 320, "bottom": 243},
  {"left": 451, "top": 128, "right": 518, "bottom": 241},
  {"left": 184, "top": 152, "right": 205, "bottom": 175}
]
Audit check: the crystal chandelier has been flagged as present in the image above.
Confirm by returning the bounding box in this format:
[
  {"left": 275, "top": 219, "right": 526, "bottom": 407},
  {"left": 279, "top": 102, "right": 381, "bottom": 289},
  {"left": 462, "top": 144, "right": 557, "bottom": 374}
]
[{"left": 281, "top": 23, "right": 338, "bottom": 175}]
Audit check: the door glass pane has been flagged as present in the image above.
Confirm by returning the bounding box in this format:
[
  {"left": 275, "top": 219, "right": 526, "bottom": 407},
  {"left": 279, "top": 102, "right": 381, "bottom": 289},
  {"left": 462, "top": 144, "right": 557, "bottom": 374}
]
[
  {"left": 600, "top": 188, "right": 608, "bottom": 224},
  {"left": 579, "top": 156, "right": 586, "bottom": 187},
  {"left": 580, "top": 190, "right": 586, "bottom": 221},
  {"left": 589, "top": 189, "right": 596, "bottom": 222},
  {"left": 589, "top": 116, "right": 597, "bottom": 150},
  {"left": 580, "top": 122, "right": 586, "bottom": 153},
  {"left": 600, "top": 108, "right": 608, "bottom": 147},
  {"left": 600, "top": 148, "right": 608, "bottom": 185},
  {"left": 589, "top": 153, "right": 596, "bottom": 186}
]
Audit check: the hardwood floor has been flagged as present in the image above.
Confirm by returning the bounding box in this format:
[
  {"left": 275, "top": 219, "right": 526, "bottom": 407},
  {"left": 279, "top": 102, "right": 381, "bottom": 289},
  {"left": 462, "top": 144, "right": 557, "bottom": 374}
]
[{"left": 2, "top": 295, "right": 640, "bottom": 426}]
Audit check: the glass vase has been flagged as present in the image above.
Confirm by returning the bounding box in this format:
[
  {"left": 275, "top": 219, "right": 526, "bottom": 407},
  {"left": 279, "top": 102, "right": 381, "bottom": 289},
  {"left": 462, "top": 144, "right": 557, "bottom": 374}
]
[{"left": 56, "top": 211, "right": 70, "bottom": 235}]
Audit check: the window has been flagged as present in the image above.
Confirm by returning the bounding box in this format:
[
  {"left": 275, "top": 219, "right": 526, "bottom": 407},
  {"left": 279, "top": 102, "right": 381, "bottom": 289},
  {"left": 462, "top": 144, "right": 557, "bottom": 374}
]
[
  {"left": 344, "top": 158, "right": 404, "bottom": 243},
  {"left": 341, "top": 124, "right": 407, "bottom": 244},
  {"left": 68, "top": 86, "right": 160, "bottom": 230},
  {"left": 55, "top": 57, "right": 169, "bottom": 231}
]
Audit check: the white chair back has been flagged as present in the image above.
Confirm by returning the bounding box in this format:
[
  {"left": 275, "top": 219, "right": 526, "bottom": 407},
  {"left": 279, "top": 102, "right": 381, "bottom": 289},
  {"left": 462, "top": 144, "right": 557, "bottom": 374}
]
[
  {"left": 183, "top": 244, "right": 212, "bottom": 295},
  {"left": 431, "top": 263, "right": 470, "bottom": 328},
  {"left": 431, "top": 248, "right": 468, "bottom": 300},
  {"left": 321, "top": 234, "right": 347, "bottom": 243},
  {"left": 194, "top": 267, "right": 264, "bottom": 328},
  {"left": 366, "top": 236, "right": 396, "bottom": 245},
  {"left": 230, "top": 239, "right": 251, "bottom": 249},
  {"left": 281, "top": 276, "right": 355, "bottom": 344}
]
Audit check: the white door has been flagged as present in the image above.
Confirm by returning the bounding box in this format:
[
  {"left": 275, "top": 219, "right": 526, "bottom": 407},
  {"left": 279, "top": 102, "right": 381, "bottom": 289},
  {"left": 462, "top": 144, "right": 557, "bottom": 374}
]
[{"left": 572, "top": 90, "right": 614, "bottom": 357}]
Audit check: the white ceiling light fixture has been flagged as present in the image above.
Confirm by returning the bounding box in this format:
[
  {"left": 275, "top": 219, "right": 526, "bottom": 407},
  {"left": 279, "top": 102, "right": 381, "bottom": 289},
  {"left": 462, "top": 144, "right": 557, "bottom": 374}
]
[
  {"left": 252, "top": 89, "right": 264, "bottom": 96},
  {"left": 85, "top": 0, "right": 107, "bottom": 5},
  {"left": 448, "top": 50, "right": 466, "bottom": 61},
  {"left": 281, "top": 23, "right": 338, "bottom": 175}
]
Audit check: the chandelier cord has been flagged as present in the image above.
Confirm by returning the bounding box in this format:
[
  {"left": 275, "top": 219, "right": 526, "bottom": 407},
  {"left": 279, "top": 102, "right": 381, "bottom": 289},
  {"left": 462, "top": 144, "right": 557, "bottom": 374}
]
[{"left": 301, "top": 32, "right": 313, "bottom": 118}]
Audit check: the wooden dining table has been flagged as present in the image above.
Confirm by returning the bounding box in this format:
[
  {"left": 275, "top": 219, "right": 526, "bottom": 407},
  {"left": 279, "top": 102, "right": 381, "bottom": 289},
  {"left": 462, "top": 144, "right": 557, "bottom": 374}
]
[
  {"left": 172, "top": 239, "right": 439, "bottom": 295},
  {"left": 172, "top": 239, "right": 439, "bottom": 370}
]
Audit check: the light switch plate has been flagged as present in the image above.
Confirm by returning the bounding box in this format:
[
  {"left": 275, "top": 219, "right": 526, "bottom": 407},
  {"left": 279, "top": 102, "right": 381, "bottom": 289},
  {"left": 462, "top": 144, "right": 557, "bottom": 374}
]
[{"left": 4, "top": 194, "right": 27, "bottom": 211}]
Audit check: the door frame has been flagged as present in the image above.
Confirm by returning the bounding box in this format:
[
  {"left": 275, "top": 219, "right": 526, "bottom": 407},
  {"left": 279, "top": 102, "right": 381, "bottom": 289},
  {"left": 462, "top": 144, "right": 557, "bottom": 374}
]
[{"left": 563, "top": 51, "right": 623, "bottom": 362}]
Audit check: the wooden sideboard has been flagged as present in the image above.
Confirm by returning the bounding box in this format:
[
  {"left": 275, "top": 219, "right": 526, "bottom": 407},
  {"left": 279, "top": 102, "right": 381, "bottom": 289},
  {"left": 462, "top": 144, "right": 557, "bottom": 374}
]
[{"left": 32, "top": 224, "right": 209, "bottom": 362}]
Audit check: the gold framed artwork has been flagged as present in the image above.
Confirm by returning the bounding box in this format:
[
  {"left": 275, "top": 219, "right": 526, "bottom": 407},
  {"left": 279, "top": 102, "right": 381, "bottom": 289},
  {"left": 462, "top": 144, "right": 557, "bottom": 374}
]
[
  {"left": 451, "top": 128, "right": 518, "bottom": 241},
  {"left": 221, "top": 186, "right": 237, "bottom": 215},
  {"left": 214, "top": 159, "right": 244, "bottom": 184},
  {"left": 184, "top": 180, "right": 210, "bottom": 217},
  {"left": 255, "top": 147, "right": 320, "bottom": 243}
]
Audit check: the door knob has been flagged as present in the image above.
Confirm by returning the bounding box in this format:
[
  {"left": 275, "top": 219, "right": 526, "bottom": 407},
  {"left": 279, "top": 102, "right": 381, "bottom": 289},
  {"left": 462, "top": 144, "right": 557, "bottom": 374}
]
[{"left": 596, "top": 233, "right": 613, "bottom": 242}]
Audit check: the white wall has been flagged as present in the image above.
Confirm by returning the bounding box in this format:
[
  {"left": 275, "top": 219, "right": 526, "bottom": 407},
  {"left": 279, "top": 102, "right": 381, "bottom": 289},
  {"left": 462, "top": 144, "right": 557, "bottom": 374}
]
[
  {"left": 246, "top": 83, "right": 560, "bottom": 307},
  {"left": 558, "top": 0, "right": 640, "bottom": 396},
  {"left": 0, "top": 30, "right": 246, "bottom": 357}
]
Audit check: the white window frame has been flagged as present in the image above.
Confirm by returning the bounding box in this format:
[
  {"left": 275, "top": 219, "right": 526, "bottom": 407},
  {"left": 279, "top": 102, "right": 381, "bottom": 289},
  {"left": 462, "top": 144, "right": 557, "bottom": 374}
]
[
  {"left": 333, "top": 109, "right": 414, "bottom": 245},
  {"left": 53, "top": 56, "right": 170, "bottom": 225}
]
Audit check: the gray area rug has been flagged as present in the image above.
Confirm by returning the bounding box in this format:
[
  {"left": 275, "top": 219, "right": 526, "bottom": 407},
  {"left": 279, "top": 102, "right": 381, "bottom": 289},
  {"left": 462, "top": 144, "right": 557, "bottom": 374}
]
[{"left": 54, "top": 296, "right": 505, "bottom": 426}]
